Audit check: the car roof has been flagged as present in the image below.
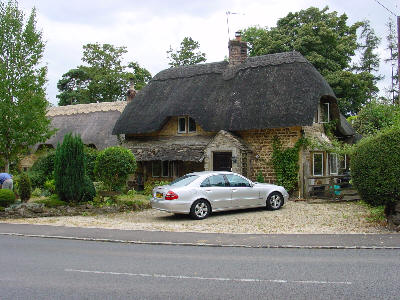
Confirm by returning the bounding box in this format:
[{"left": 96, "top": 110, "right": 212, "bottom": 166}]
[{"left": 188, "top": 171, "right": 234, "bottom": 176}]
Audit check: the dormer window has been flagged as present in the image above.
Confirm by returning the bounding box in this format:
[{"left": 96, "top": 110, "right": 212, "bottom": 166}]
[
  {"left": 321, "top": 103, "right": 330, "bottom": 123},
  {"left": 314, "top": 102, "right": 330, "bottom": 123},
  {"left": 188, "top": 117, "right": 196, "bottom": 133},
  {"left": 178, "top": 116, "right": 196, "bottom": 133},
  {"left": 178, "top": 117, "right": 186, "bottom": 133}
]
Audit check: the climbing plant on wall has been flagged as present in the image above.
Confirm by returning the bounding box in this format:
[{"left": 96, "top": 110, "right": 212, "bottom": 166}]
[{"left": 271, "top": 137, "right": 307, "bottom": 193}]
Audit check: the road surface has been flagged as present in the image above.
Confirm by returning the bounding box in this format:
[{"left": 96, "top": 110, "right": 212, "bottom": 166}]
[{"left": 1, "top": 235, "right": 399, "bottom": 299}]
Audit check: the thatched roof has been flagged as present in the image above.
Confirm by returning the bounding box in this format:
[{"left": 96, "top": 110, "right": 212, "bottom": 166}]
[
  {"left": 113, "top": 51, "right": 336, "bottom": 135},
  {"left": 38, "top": 101, "right": 127, "bottom": 150},
  {"left": 124, "top": 135, "right": 212, "bottom": 161}
]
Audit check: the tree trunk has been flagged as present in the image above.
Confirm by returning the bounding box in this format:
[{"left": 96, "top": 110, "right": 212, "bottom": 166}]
[{"left": 4, "top": 158, "right": 10, "bottom": 173}]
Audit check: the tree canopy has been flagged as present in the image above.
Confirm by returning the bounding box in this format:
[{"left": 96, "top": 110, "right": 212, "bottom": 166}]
[
  {"left": 242, "top": 6, "right": 381, "bottom": 116},
  {"left": 0, "top": 0, "right": 54, "bottom": 172},
  {"left": 350, "top": 101, "right": 400, "bottom": 136},
  {"left": 57, "top": 43, "right": 151, "bottom": 106},
  {"left": 167, "top": 37, "right": 206, "bottom": 67}
]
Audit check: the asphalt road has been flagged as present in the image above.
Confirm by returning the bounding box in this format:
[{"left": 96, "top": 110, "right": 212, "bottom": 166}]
[{"left": 1, "top": 235, "right": 399, "bottom": 299}]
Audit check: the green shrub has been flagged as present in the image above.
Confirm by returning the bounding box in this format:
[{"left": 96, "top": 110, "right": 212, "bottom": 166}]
[
  {"left": 27, "top": 170, "right": 46, "bottom": 189},
  {"left": 81, "top": 176, "right": 96, "bottom": 202},
  {"left": 351, "top": 126, "right": 400, "bottom": 207},
  {"left": 29, "top": 151, "right": 56, "bottom": 188},
  {"left": 34, "top": 195, "right": 67, "bottom": 207},
  {"left": 84, "top": 146, "right": 98, "bottom": 181},
  {"left": 0, "top": 189, "right": 16, "bottom": 207},
  {"left": 94, "top": 146, "right": 137, "bottom": 191},
  {"left": 126, "top": 189, "right": 137, "bottom": 196},
  {"left": 31, "top": 187, "right": 42, "bottom": 197},
  {"left": 44, "top": 179, "right": 56, "bottom": 194},
  {"left": 144, "top": 180, "right": 170, "bottom": 196},
  {"left": 54, "top": 133, "right": 86, "bottom": 203},
  {"left": 18, "top": 172, "right": 31, "bottom": 202}
]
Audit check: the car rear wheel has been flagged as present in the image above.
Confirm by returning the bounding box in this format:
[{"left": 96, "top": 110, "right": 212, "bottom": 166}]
[
  {"left": 190, "top": 199, "right": 211, "bottom": 220},
  {"left": 266, "top": 192, "right": 283, "bottom": 210}
]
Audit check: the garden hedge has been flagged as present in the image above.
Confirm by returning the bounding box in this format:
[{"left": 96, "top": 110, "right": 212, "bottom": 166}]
[{"left": 351, "top": 126, "right": 400, "bottom": 207}]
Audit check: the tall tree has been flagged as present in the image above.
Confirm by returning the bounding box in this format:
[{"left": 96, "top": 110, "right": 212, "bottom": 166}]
[
  {"left": 0, "top": 0, "right": 54, "bottom": 172},
  {"left": 57, "top": 43, "right": 151, "bottom": 105},
  {"left": 167, "top": 37, "right": 206, "bottom": 67},
  {"left": 353, "top": 20, "right": 381, "bottom": 101},
  {"left": 385, "top": 18, "right": 399, "bottom": 104},
  {"left": 242, "top": 6, "right": 377, "bottom": 116}
]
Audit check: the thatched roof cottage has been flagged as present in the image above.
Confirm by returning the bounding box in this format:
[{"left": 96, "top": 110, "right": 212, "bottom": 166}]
[{"left": 113, "top": 33, "right": 355, "bottom": 197}]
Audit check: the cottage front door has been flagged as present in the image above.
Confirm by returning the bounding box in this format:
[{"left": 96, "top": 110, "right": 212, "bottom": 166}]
[{"left": 213, "top": 152, "right": 232, "bottom": 171}]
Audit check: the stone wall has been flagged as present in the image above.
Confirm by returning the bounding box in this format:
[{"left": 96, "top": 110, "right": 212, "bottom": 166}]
[
  {"left": 204, "top": 130, "right": 248, "bottom": 174},
  {"left": 237, "top": 127, "right": 302, "bottom": 183}
]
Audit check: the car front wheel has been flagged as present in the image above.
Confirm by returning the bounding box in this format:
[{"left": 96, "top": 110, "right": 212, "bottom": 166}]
[
  {"left": 190, "top": 199, "right": 211, "bottom": 220},
  {"left": 266, "top": 192, "right": 283, "bottom": 210}
]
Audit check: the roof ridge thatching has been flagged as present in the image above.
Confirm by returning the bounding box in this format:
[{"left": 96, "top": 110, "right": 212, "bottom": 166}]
[
  {"left": 47, "top": 101, "right": 127, "bottom": 117},
  {"left": 153, "top": 51, "right": 307, "bottom": 81}
]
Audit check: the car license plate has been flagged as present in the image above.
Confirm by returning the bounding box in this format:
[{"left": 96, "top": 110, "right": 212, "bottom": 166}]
[{"left": 156, "top": 192, "right": 163, "bottom": 199}]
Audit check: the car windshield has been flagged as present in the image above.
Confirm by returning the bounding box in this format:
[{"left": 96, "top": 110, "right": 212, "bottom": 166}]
[{"left": 169, "top": 175, "right": 199, "bottom": 187}]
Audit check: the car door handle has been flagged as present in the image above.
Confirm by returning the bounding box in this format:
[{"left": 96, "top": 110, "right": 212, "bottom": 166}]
[
  {"left": 205, "top": 190, "right": 212, "bottom": 193},
  {"left": 232, "top": 189, "right": 237, "bottom": 192}
]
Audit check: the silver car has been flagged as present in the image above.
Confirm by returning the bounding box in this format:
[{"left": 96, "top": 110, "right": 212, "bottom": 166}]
[{"left": 151, "top": 171, "right": 289, "bottom": 220}]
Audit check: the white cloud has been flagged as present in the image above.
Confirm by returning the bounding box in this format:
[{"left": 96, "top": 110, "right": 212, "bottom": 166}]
[{"left": 16, "top": 0, "right": 400, "bottom": 105}]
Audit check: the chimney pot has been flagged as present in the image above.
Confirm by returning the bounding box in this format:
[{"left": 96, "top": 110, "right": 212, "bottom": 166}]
[
  {"left": 126, "top": 78, "right": 137, "bottom": 102},
  {"left": 229, "top": 31, "right": 247, "bottom": 66}
]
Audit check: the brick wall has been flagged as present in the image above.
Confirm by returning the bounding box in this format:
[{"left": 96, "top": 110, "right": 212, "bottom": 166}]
[{"left": 237, "top": 127, "right": 302, "bottom": 183}]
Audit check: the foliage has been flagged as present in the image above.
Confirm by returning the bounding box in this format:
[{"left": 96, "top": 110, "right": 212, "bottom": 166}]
[
  {"left": 351, "top": 126, "right": 400, "bottom": 207},
  {"left": 29, "top": 150, "right": 55, "bottom": 188},
  {"left": 31, "top": 187, "right": 42, "bottom": 197},
  {"left": 167, "top": 37, "right": 206, "bottom": 67},
  {"left": 18, "top": 172, "right": 31, "bottom": 202},
  {"left": 44, "top": 179, "right": 55, "bottom": 194},
  {"left": 34, "top": 195, "right": 67, "bottom": 207},
  {"left": 94, "top": 146, "right": 137, "bottom": 191},
  {"left": 115, "top": 194, "right": 151, "bottom": 210},
  {"left": 57, "top": 43, "right": 151, "bottom": 105},
  {"left": 126, "top": 189, "right": 137, "bottom": 196},
  {"left": 353, "top": 20, "right": 382, "bottom": 101},
  {"left": 242, "top": 6, "right": 376, "bottom": 116},
  {"left": 54, "top": 133, "right": 85, "bottom": 202},
  {"left": 0, "top": 189, "right": 16, "bottom": 207},
  {"left": 357, "top": 200, "right": 386, "bottom": 223},
  {"left": 84, "top": 146, "right": 98, "bottom": 181},
  {"left": 385, "top": 18, "right": 399, "bottom": 104},
  {"left": 81, "top": 175, "right": 96, "bottom": 202},
  {"left": 0, "top": 0, "right": 55, "bottom": 172},
  {"left": 271, "top": 137, "right": 306, "bottom": 193},
  {"left": 351, "top": 101, "right": 400, "bottom": 136},
  {"left": 256, "top": 171, "right": 264, "bottom": 183},
  {"left": 144, "top": 180, "right": 170, "bottom": 196}
]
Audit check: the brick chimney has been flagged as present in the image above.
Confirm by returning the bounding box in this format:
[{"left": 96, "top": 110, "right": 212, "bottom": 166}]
[
  {"left": 126, "top": 78, "right": 137, "bottom": 102},
  {"left": 228, "top": 31, "right": 247, "bottom": 66}
]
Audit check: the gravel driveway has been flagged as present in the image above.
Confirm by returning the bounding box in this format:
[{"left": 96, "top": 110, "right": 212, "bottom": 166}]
[{"left": 1, "top": 200, "right": 390, "bottom": 234}]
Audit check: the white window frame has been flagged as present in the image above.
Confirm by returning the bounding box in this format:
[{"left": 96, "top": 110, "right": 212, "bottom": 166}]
[
  {"left": 329, "top": 153, "right": 338, "bottom": 175},
  {"left": 188, "top": 117, "right": 196, "bottom": 133},
  {"left": 313, "top": 152, "right": 324, "bottom": 176},
  {"left": 320, "top": 102, "right": 330, "bottom": 123},
  {"left": 178, "top": 117, "right": 187, "bottom": 133}
]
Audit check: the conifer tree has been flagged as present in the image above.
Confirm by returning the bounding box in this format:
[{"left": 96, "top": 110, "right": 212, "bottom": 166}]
[{"left": 54, "top": 133, "right": 85, "bottom": 202}]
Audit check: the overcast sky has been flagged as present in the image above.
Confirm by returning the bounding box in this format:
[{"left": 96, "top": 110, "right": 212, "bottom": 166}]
[{"left": 16, "top": 0, "right": 400, "bottom": 105}]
